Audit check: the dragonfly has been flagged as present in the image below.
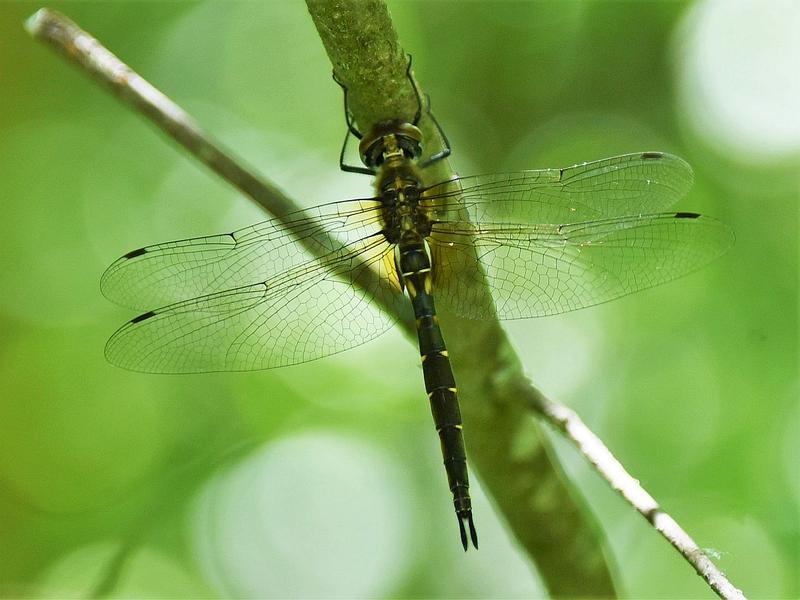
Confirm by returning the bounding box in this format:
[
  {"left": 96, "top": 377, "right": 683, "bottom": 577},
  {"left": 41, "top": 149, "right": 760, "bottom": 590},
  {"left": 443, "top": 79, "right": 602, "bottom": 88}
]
[{"left": 101, "top": 69, "right": 733, "bottom": 552}]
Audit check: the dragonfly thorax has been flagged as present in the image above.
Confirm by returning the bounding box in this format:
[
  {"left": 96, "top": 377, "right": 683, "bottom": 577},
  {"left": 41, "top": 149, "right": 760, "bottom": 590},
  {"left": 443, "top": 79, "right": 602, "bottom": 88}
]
[
  {"left": 362, "top": 121, "right": 431, "bottom": 245},
  {"left": 378, "top": 170, "right": 432, "bottom": 246}
]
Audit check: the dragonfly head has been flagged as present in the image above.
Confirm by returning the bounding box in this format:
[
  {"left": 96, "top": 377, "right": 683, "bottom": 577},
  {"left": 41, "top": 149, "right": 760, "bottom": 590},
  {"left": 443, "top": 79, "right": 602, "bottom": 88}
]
[{"left": 359, "top": 120, "right": 423, "bottom": 170}]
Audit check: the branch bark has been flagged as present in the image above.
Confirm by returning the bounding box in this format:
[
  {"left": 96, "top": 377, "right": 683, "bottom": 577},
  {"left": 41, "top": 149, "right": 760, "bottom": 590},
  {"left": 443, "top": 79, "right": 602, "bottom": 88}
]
[
  {"left": 27, "top": 6, "right": 745, "bottom": 599},
  {"left": 306, "top": 1, "right": 618, "bottom": 596}
]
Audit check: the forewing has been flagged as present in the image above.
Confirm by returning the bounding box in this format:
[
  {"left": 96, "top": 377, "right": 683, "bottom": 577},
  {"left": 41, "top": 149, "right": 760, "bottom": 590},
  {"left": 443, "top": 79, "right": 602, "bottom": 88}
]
[
  {"left": 105, "top": 237, "right": 398, "bottom": 373},
  {"left": 431, "top": 213, "right": 733, "bottom": 320},
  {"left": 423, "top": 152, "right": 693, "bottom": 225},
  {"left": 101, "top": 199, "right": 383, "bottom": 311}
]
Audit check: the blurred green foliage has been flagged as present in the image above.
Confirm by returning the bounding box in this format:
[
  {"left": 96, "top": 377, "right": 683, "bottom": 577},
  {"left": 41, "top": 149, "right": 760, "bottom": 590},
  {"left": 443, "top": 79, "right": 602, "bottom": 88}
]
[{"left": 0, "top": 1, "right": 797, "bottom": 598}]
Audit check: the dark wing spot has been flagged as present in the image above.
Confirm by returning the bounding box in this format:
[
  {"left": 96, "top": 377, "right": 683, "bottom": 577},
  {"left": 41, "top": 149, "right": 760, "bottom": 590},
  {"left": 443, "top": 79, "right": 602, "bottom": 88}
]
[
  {"left": 641, "top": 152, "right": 664, "bottom": 160},
  {"left": 674, "top": 212, "right": 701, "bottom": 219},
  {"left": 123, "top": 247, "right": 147, "bottom": 259},
  {"left": 130, "top": 310, "right": 157, "bottom": 324}
]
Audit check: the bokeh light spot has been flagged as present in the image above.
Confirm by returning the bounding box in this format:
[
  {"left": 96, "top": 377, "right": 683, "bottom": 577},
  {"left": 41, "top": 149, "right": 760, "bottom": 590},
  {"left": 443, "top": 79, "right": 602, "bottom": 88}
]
[
  {"left": 677, "top": 0, "right": 800, "bottom": 162},
  {"left": 191, "top": 431, "right": 412, "bottom": 598}
]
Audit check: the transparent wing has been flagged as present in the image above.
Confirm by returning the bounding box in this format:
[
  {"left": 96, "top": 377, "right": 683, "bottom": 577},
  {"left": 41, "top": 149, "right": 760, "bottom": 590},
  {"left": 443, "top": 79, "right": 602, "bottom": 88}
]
[
  {"left": 430, "top": 212, "right": 733, "bottom": 320},
  {"left": 101, "top": 199, "right": 383, "bottom": 311},
  {"left": 105, "top": 236, "right": 400, "bottom": 373},
  {"left": 423, "top": 152, "right": 694, "bottom": 225}
]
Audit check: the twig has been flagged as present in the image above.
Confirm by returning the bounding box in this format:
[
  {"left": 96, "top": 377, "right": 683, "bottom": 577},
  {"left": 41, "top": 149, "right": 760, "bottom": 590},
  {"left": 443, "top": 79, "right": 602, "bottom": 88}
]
[
  {"left": 24, "top": 7, "right": 412, "bottom": 335},
  {"left": 27, "top": 6, "right": 745, "bottom": 599},
  {"left": 534, "top": 396, "right": 746, "bottom": 600}
]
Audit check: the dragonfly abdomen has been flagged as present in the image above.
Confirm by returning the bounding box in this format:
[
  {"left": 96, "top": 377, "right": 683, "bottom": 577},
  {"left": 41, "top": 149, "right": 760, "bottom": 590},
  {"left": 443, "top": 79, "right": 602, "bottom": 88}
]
[{"left": 397, "top": 238, "right": 478, "bottom": 550}]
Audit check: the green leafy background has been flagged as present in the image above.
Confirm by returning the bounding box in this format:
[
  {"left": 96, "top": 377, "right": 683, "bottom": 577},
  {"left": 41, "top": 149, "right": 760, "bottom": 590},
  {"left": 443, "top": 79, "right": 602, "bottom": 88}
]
[{"left": 0, "top": 1, "right": 797, "bottom": 598}]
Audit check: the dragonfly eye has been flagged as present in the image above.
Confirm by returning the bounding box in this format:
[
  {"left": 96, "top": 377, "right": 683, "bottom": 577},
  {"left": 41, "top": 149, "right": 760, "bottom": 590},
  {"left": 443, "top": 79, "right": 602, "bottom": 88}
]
[
  {"left": 360, "top": 138, "right": 386, "bottom": 169},
  {"left": 394, "top": 123, "right": 423, "bottom": 160},
  {"left": 396, "top": 133, "right": 422, "bottom": 161},
  {"left": 359, "top": 121, "right": 424, "bottom": 168}
]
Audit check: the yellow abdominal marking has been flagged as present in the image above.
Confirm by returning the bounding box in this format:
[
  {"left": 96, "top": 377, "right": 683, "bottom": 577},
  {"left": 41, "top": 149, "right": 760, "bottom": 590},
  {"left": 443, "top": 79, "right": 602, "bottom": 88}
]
[
  {"left": 420, "top": 349, "right": 448, "bottom": 362},
  {"left": 435, "top": 424, "right": 463, "bottom": 433},
  {"left": 427, "top": 388, "right": 458, "bottom": 398},
  {"left": 402, "top": 267, "right": 430, "bottom": 277}
]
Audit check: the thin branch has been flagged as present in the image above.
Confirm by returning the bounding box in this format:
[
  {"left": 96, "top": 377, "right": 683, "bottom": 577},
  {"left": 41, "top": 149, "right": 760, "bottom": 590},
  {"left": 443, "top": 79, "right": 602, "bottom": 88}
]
[
  {"left": 27, "top": 6, "right": 745, "bottom": 600},
  {"left": 24, "top": 7, "right": 412, "bottom": 335},
  {"left": 534, "top": 396, "right": 746, "bottom": 600}
]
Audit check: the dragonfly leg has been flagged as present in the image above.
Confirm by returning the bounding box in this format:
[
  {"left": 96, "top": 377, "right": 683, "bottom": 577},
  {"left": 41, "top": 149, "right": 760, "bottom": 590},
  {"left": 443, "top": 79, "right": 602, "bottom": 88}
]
[
  {"left": 402, "top": 57, "right": 451, "bottom": 168},
  {"left": 405, "top": 53, "right": 423, "bottom": 127},
  {"left": 418, "top": 92, "right": 452, "bottom": 167},
  {"left": 332, "top": 70, "right": 363, "bottom": 139},
  {"left": 332, "top": 70, "right": 375, "bottom": 175}
]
